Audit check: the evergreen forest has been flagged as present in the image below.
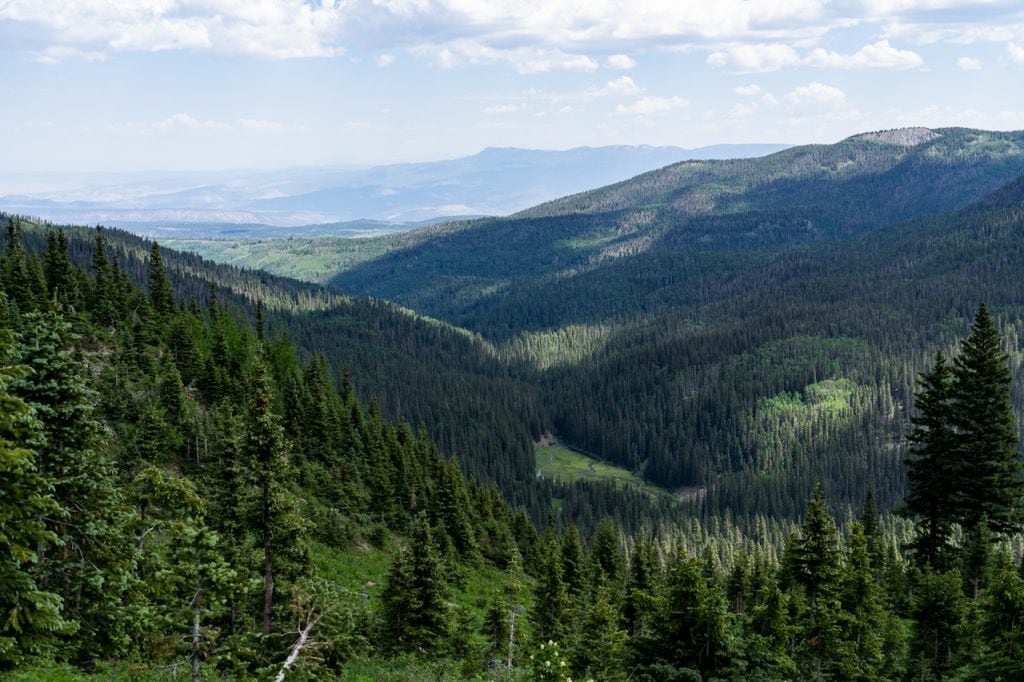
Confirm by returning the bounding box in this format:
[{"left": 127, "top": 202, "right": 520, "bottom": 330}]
[{"left": 3, "top": 127, "right": 1024, "bottom": 680}]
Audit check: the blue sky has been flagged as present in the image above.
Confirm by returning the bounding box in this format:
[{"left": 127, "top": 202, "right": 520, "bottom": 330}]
[{"left": 2, "top": 0, "right": 1024, "bottom": 171}]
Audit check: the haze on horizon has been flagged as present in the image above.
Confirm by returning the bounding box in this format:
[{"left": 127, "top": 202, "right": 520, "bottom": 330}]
[{"left": 2, "top": 1, "right": 1024, "bottom": 173}]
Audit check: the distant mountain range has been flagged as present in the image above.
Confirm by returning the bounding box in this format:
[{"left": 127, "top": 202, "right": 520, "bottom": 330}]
[{"left": 0, "top": 144, "right": 788, "bottom": 237}]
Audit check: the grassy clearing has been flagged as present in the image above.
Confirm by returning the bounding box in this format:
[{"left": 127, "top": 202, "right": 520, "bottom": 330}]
[{"left": 535, "top": 442, "right": 672, "bottom": 499}]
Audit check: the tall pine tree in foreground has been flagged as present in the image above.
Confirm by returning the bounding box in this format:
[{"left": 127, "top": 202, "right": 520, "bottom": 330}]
[
  {"left": 904, "top": 352, "right": 958, "bottom": 568},
  {"left": 905, "top": 304, "right": 1024, "bottom": 562},
  {"left": 0, "top": 319, "right": 69, "bottom": 668},
  {"left": 950, "top": 303, "right": 1024, "bottom": 536}
]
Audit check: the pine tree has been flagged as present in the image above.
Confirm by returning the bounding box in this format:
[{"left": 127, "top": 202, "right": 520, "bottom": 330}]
[
  {"left": 786, "top": 486, "right": 852, "bottom": 681},
  {"left": 14, "top": 308, "right": 137, "bottom": 661},
  {"left": 651, "top": 555, "right": 733, "bottom": 678},
  {"left": 43, "top": 230, "right": 78, "bottom": 308},
  {"left": 380, "top": 514, "right": 451, "bottom": 655},
  {"left": 241, "top": 356, "right": 310, "bottom": 637},
  {"left": 841, "top": 523, "right": 887, "bottom": 680},
  {"left": 532, "top": 527, "right": 568, "bottom": 643},
  {"left": 970, "top": 555, "right": 1024, "bottom": 679},
  {"left": 0, "top": 321, "right": 69, "bottom": 668},
  {"left": 950, "top": 304, "right": 1024, "bottom": 536},
  {"left": 904, "top": 352, "right": 958, "bottom": 568},
  {"left": 909, "top": 568, "right": 966, "bottom": 680},
  {"left": 148, "top": 241, "right": 175, "bottom": 316}
]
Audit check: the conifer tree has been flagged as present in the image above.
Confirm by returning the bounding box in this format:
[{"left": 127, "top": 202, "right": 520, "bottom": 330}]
[
  {"left": 43, "top": 230, "right": 78, "bottom": 308},
  {"left": 14, "top": 308, "right": 136, "bottom": 660},
  {"left": 909, "top": 568, "right": 966, "bottom": 680},
  {"left": 841, "top": 523, "right": 887, "bottom": 680},
  {"left": 147, "top": 241, "right": 175, "bottom": 316},
  {"left": 532, "top": 527, "right": 568, "bottom": 643},
  {"left": 786, "top": 486, "right": 852, "bottom": 681},
  {"left": 560, "top": 524, "right": 587, "bottom": 598},
  {"left": 88, "top": 227, "right": 117, "bottom": 325},
  {"left": 904, "top": 352, "right": 958, "bottom": 568},
  {"left": 380, "top": 514, "right": 451, "bottom": 655},
  {"left": 651, "top": 555, "right": 733, "bottom": 678},
  {"left": 242, "top": 356, "right": 310, "bottom": 636},
  {"left": 0, "top": 322, "right": 69, "bottom": 668},
  {"left": 970, "top": 556, "right": 1024, "bottom": 679},
  {"left": 950, "top": 304, "right": 1024, "bottom": 536}
]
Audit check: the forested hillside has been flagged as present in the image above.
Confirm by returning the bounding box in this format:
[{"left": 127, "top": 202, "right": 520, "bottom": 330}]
[
  {"left": 170, "top": 128, "right": 1024, "bottom": 523},
  {"left": 3, "top": 217, "right": 1024, "bottom": 680}
]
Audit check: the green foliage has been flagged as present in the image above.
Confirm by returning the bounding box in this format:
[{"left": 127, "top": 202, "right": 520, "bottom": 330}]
[
  {"left": 0, "top": 322, "right": 69, "bottom": 669},
  {"left": 950, "top": 304, "right": 1024, "bottom": 536}
]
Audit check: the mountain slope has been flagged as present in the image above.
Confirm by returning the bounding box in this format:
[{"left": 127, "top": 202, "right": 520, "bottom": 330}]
[
  {"left": 0, "top": 143, "right": 788, "bottom": 232},
  {"left": 328, "top": 128, "right": 1024, "bottom": 324}
]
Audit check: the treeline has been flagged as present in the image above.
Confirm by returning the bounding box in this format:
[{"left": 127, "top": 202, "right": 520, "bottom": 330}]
[
  {"left": 1, "top": 214, "right": 698, "bottom": 538},
  {"left": 0, "top": 219, "right": 541, "bottom": 676}
]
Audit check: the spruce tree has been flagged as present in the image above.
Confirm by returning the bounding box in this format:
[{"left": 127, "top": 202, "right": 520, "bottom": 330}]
[
  {"left": 14, "top": 308, "right": 136, "bottom": 661},
  {"left": 904, "top": 352, "right": 958, "bottom": 568},
  {"left": 241, "top": 355, "right": 310, "bottom": 636},
  {"left": 909, "top": 568, "right": 966, "bottom": 680},
  {"left": 148, "top": 241, "right": 175, "bottom": 316},
  {"left": 950, "top": 304, "right": 1024, "bottom": 536},
  {"left": 380, "top": 514, "right": 451, "bottom": 656},
  {"left": 0, "top": 322, "right": 69, "bottom": 668}
]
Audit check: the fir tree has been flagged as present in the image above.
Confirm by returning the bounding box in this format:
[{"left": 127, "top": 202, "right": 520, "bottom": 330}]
[
  {"left": 241, "top": 356, "right": 310, "bottom": 637},
  {"left": 904, "top": 352, "right": 958, "bottom": 568},
  {"left": 950, "top": 304, "right": 1024, "bottom": 536},
  {"left": 147, "top": 241, "right": 175, "bottom": 316},
  {"left": 380, "top": 514, "right": 452, "bottom": 655},
  {"left": 14, "top": 308, "right": 137, "bottom": 661},
  {"left": 909, "top": 568, "right": 966, "bottom": 680},
  {"left": 0, "top": 322, "right": 69, "bottom": 668}
]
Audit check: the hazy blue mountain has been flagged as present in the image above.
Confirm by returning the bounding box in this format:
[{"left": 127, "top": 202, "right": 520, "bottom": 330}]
[{"left": 0, "top": 143, "right": 788, "bottom": 235}]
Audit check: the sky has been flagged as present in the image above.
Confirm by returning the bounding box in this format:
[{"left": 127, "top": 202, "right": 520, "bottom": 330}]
[{"left": 2, "top": 1, "right": 1024, "bottom": 172}]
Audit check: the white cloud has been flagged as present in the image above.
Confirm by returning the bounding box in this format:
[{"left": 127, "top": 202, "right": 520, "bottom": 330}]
[
  {"left": 710, "top": 40, "right": 922, "bottom": 72},
  {"left": 614, "top": 96, "right": 689, "bottom": 116},
  {"left": 0, "top": 0, "right": 344, "bottom": 60},
  {"left": 596, "top": 76, "right": 642, "bottom": 96},
  {"left": 957, "top": 56, "right": 982, "bottom": 70},
  {"left": 734, "top": 84, "right": 762, "bottom": 96},
  {"left": 787, "top": 82, "right": 847, "bottom": 109},
  {"left": 34, "top": 46, "right": 108, "bottom": 64},
  {"left": 482, "top": 103, "right": 526, "bottom": 114},
  {"left": 415, "top": 40, "right": 598, "bottom": 74},
  {"left": 118, "top": 113, "right": 232, "bottom": 135},
  {"left": 708, "top": 43, "right": 801, "bottom": 72},
  {"left": 1009, "top": 42, "right": 1024, "bottom": 64},
  {"left": 605, "top": 54, "right": 637, "bottom": 69},
  {"left": 804, "top": 40, "right": 923, "bottom": 69},
  {"left": 376, "top": 54, "right": 396, "bottom": 67}
]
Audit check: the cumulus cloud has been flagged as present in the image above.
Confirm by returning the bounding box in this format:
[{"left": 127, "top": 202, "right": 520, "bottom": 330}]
[
  {"left": 482, "top": 103, "right": 526, "bottom": 114},
  {"left": 786, "top": 82, "right": 847, "bottom": 109},
  {"left": 1009, "top": 42, "right": 1024, "bottom": 64},
  {"left": 595, "top": 76, "right": 642, "bottom": 96},
  {"left": 734, "top": 84, "right": 762, "bottom": 96},
  {"left": 804, "top": 40, "right": 923, "bottom": 69},
  {"left": 605, "top": 54, "right": 637, "bottom": 69},
  {"left": 614, "top": 96, "right": 689, "bottom": 116},
  {"left": 35, "top": 46, "right": 107, "bottom": 64},
  {"left": 415, "top": 40, "right": 598, "bottom": 73},
  {"left": 957, "top": 56, "right": 982, "bottom": 70},
  {"left": 708, "top": 43, "right": 801, "bottom": 72},
  {"left": 120, "top": 113, "right": 233, "bottom": 135},
  {"left": 710, "top": 40, "right": 922, "bottom": 72},
  {"left": 0, "top": 0, "right": 344, "bottom": 60},
  {"left": 376, "top": 54, "right": 396, "bottom": 67}
]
